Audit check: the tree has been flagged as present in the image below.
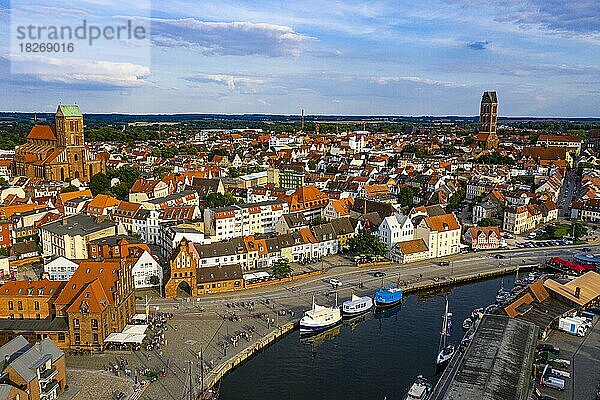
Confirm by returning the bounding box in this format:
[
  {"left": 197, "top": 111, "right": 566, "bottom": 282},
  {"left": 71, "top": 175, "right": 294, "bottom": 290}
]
[
  {"left": 572, "top": 222, "right": 587, "bottom": 240},
  {"left": 308, "top": 160, "right": 317, "bottom": 171},
  {"left": 348, "top": 228, "right": 387, "bottom": 256},
  {"left": 149, "top": 275, "right": 160, "bottom": 286},
  {"left": 446, "top": 188, "right": 466, "bottom": 212},
  {"left": 271, "top": 259, "right": 293, "bottom": 279},
  {"left": 227, "top": 167, "right": 240, "bottom": 178},
  {"left": 0, "top": 177, "right": 8, "bottom": 186},
  {"left": 205, "top": 191, "right": 236, "bottom": 208},
  {"left": 61, "top": 184, "right": 78, "bottom": 193},
  {"left": 310, "top": 216, "right": 328, "bottom": 226},
  {"left": 153, "top": 166, "right": 171, "bottom": 179},
  {"left": 477, "top": 218, "right": 498, "bottom": 227},
  {"left": 89, "top": 172, "right": 110, "bottom": 195},
  {"left": 397, "top": 186, "right": 414, "bottom": 208}
]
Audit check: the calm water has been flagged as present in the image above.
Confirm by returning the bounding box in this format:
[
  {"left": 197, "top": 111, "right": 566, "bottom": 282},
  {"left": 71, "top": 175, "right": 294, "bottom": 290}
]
[{"left": 219, "top": 275, "right": 516, "bottom": 400}]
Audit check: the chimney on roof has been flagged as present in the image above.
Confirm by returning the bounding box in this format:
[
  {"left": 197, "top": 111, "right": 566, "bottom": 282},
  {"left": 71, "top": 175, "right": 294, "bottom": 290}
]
[{"left": 574, "top": 287, "right": 581, "bottom": 298}]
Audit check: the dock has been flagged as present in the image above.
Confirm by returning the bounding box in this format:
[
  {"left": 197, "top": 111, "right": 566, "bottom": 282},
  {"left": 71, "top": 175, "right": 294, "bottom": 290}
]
[
  {"left": 200, "top": 321, "right": 298, "bottom": 396},
  {"left": 402, "top": 264, "right": 538, "bottom": 295},
  {"left": 430, "top": 315, "right": 539, "bottom": 400}
]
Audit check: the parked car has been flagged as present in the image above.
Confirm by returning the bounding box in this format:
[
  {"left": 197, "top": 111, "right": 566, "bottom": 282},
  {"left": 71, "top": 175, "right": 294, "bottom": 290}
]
[
  {"left": 373, "top": 271, "right": 386, "bottom": 277},
  {"left": 438, "top": 261, "right": 450, "bottom": 266},
  {"left": 328, "top": 278, "right": 342, "bottom": 288},
  {"left": 582, "top": 247, "right": 591, "bottom": 252},
  {"left": 494, "top": 254, "right": 505, "bottom": 259},
  {"left": 541, "top": 376, "right": 565, "bottom": 391},
  {"left": 536, "top": 343, "right": 559, "bottom": 355}
]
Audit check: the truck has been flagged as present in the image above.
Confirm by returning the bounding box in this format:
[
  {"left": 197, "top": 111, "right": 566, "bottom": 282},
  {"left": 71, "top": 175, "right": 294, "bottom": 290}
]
[{"left": 557, "top": 316, "right": 591, "bottom": 337}]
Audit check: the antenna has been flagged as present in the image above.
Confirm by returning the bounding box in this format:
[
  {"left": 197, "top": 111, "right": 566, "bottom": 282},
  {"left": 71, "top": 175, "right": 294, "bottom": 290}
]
[{"left": 301, "top": 109, "right": 305, "bottom": 131}]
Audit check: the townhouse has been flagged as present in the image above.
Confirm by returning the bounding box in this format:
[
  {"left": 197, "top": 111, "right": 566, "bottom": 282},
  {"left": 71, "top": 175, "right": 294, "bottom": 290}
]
[
  {"left": 204, "top": 200, "right": 288, "bottom": 242},
  {"left": 414, "top": 213, "right": 461, "bottom": 259}
]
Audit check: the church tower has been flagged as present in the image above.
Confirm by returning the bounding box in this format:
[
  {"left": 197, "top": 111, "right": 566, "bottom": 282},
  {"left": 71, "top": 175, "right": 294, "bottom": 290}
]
[
  {"left": 56, "top": 105, "right": 84, "bottom": 147},
  {"left": 478, "top": 91, "right": 499, "bottom": 151}
]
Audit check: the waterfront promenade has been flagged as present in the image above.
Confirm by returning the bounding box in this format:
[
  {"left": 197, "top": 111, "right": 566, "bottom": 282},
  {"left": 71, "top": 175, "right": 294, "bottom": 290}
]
[{"left": 65, "top": 243, "right": 599, "bottom": 400}]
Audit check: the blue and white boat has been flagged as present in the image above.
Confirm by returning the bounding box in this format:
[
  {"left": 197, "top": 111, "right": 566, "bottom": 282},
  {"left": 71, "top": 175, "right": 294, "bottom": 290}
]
[
  {"left": 373, "top": 285, "right": 403, "bottom": 308},
  {"left": 300, "top": 295, "right": 342, "bottom": 334},
  {"left": 342, "top": 294, "right": 373, "bottom": 317}
]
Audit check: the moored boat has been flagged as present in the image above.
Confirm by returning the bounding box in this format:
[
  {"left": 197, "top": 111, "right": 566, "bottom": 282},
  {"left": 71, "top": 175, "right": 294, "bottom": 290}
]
[
  {"left": 404, "top": 375, "right": 431, "bottom": 400},
  {"left": 342, "top": 294, "right": 373, "bottom": 317},
  {"left": 462, "top": 317, "right": 473, "bottom": 330},
  {"left": 299, "top": 296, "right": 342, "bottom": 334},
  {"left": 436, "top": 297, "right": 455, "bottom": 370},
  {"left": 374, "top": 285, "right": 403, "bottom": 308}
]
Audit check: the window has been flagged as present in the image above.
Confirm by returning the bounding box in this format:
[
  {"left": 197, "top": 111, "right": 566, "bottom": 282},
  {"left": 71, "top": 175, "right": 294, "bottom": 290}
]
[
  {"left": 74, "top": 333, "right": 80, "bottom": 344},
  {"left": 17, "top": 301, "right": 22, "bottom": 311},
  {"left": 58, "top": 333, "right": 65, "bottom": 342},
  {"left": 8, "top": 301, "right": 12, "bottom": 310},
  {"left": 34, "top": 301, "right": 39, "bottom": 310},
  {"left": 93, "top": 333, "right": 99, "bottom": 344},
  {"left": 91, "top": 319, "right": 98, "bottom": 329},
  {"left": 36, "top": 314, "right": 40, "bottom": 320},
  {"left": 73, "top": 319, "right": 80, "bottom": 329}
]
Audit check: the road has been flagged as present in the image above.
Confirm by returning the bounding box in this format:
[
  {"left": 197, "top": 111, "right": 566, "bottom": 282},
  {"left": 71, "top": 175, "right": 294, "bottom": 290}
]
[{"left": 141, "top": 243, "right": 600, "bottom": 311}]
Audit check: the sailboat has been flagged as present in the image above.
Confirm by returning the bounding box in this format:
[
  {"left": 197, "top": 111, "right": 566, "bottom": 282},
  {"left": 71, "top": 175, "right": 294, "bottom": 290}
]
[
  {"left": 300, "top": 295, "right": 342, "bottom": 334},
  {"left": 436, "top": 297, "right": 455, "bottom": 369},
  {"left": 495, "top": 278, "right": 510, "bottom": 304}
]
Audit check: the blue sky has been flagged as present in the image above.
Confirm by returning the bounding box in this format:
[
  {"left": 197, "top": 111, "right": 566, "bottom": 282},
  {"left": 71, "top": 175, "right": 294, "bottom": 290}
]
[{"left": 0, "top": 0, "right": 599, "bottom": 116}]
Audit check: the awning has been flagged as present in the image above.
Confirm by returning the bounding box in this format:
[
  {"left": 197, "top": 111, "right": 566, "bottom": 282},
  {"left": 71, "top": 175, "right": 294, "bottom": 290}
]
[
  {"left": 243, "top": 271, "right": 270, "bottom": 280},
  {"left": 104, "top": 324, "right": 148, "bottom": 344}
]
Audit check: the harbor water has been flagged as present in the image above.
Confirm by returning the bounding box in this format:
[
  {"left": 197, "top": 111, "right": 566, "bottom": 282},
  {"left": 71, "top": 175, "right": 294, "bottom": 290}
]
[{"left": 220, "top": 275, "right": 516, "bottom": 400}]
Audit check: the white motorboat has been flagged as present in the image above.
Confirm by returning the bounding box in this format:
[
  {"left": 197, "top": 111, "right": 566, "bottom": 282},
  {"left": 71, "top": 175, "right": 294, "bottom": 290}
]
[
  {"left": 300, "top": 295, "right": 342, "bottom": 334},
  {"left": 342, "top": 294, "right": 373, "bottom": 317},
  {"left": 462, "top": 317, "right": 473, "bottom": 330},
  {"left": 404, "top": 375, "right": 431, "bottom": 400}
]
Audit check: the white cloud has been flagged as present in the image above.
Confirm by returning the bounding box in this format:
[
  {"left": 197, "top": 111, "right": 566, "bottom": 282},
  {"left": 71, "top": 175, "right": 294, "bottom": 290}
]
[
  {"left": 373, "top": 76, "right": 466, "bottom": 88},
  {"left": 185, "top": 73, "right": 265, "bottom": 91},
  {"left": 10, "top": 55, "right": 150, "bottom": 87},
  {"left": 144, "top": 17, "right": 312, "bottom": 57}
]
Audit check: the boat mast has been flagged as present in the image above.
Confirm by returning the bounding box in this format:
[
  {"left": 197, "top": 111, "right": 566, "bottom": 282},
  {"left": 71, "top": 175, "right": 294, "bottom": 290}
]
[{"left": 440, "top": 297, "right": 449, "bottom": 349}]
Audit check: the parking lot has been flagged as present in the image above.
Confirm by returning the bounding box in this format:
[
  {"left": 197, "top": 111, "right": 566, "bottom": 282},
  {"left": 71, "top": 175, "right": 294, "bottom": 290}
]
[{"left": 535, "top": 317, "right": 600, "bottom": 400}]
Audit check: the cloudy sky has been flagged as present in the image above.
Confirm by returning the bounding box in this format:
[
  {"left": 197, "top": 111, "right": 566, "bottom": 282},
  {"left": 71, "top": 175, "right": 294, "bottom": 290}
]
[{"left": 0, "top": 0, "right": 599, "bottom": 116}]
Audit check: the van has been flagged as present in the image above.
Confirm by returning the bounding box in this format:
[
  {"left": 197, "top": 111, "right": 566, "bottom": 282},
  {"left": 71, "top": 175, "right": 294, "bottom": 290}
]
[
  {"left": 542, "top": 376, "right": 565, "bottom": 391},
  {"left": 329, "top": 278, "right": 342, "bottom": 288}
]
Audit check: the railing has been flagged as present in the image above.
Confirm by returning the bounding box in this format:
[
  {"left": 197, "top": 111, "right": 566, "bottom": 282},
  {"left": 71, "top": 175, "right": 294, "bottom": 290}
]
[
  {"left": 40, "top": 380, "right": 59, "bottom": 398},
  {"left": 38, "top": 368, "right": 58, "bottom": 384}
]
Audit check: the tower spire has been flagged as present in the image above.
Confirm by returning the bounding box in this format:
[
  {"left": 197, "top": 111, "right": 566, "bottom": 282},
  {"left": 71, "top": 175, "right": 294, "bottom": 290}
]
[{"left": 33, "top": 113, "right": 37, "bottom": 125}]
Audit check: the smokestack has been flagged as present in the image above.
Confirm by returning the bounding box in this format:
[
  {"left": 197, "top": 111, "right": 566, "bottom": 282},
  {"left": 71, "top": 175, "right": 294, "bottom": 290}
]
[
  {"left": 301, "top": 109, "right": 305, "bottom": 131},
  {"left": 575, "top": 287, "right": 581, "bottom": 298}
]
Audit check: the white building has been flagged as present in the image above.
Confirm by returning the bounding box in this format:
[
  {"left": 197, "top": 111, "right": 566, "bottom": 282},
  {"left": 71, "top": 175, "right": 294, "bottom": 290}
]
[
  {"left": 43, "top": 256, "right": 79, "bottom": 281},
  {"left": 132, "top": 250, "right": 163, "bottom": 289},
  {"left": 415, "top": 214, "right": 461, "bottom": 259},
  {"left": 204, "top": 201, "right": 289, "bottom": 242},
  {"left": 378, "top": 214, "right": 415, "bottom": 251}
]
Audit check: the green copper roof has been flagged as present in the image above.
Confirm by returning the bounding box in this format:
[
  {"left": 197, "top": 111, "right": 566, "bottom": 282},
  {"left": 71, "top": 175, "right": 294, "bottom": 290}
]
[{"left": 56, "top": 105, "right": 82, "bottom": 117}]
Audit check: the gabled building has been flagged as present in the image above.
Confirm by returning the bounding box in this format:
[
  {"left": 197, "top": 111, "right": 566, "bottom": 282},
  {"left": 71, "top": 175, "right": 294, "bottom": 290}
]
[
  {"left": 0, "top": 336, "right": 67, "bottom": 400},
  {"left": 465, "top": 226, "right": 502, "bottom": 251},
  {"left": 415, "top": 213, "right": 461, "bottom": 259}
]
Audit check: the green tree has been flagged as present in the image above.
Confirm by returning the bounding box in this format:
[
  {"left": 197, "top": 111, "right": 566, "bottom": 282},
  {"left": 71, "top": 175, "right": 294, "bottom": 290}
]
[
  {"left": 61, "top": 184, "right": 78, "bottom": 193},
  {"left": 205, "top": 191, "right": 236, "bottom": 208},
  {"left": 397, "top": 186, "right": 414, "bottom": 208},
  {"left": 308, "top": 160, "right": 317, "bottom": 171},
  {"left": 149, "top": 275, "right": 160, "bottom": 286},
  {"left": 227, "top": 167, "right": 241, "bottom": 178},
  {"left": 446, "top": 188, "right": 466, "bottom": 212},
  {"left": 89, "top": 172, "right": 110, "bottom": 195},
  {"left": 572, "top": 222, "right": 587, "bottom": 240},
  {"left": 310, "top": 216, "right": 328, "bottom": 226},
  {"left": 271, "top": 258, "right": 293, "bottom": 279},
  {"left": 348, "top": 228, "right": 387, "bottom": 256},
  {"left": 477, "top": 218, "right": 498, "bottom": 227},
  {"left": 0, "top": 177, "right": 8, "bottom": 186},
  {"left": 153, "top": 166, "right": 171, "bottom": 179}
]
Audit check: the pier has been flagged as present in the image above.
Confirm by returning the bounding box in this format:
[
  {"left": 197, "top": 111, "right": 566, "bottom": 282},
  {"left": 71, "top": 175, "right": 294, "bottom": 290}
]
[
  {"left": 430, "top": 315, "right": 539, "bottom": 400},
  {"left": 200, "top": 321, "right": 298, "bottom": 396}
]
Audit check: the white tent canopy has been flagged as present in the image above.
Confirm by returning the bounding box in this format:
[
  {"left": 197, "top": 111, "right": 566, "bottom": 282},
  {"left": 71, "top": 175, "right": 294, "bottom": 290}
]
[
  {"left": 104, "top": 324, "right": 148, "bottom": 344},
  {"left": 243, "top": 271, "right": 270, "bottom": 281}
]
